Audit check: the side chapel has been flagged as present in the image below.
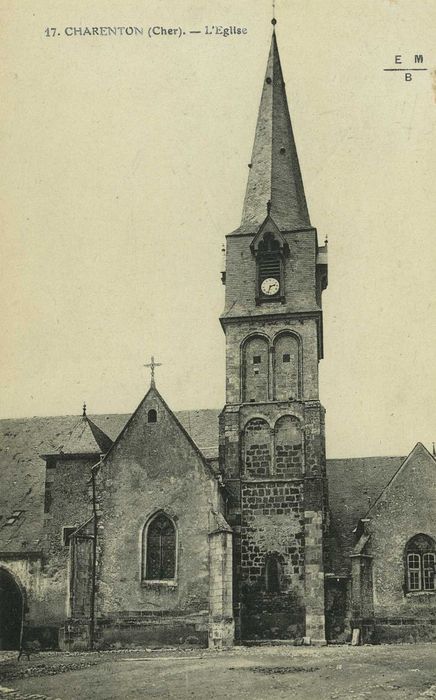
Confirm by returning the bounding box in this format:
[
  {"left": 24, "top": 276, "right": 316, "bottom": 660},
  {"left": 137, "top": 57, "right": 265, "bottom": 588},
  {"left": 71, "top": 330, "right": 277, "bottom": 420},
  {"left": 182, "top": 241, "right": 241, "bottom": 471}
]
[{"left": 0, "top": 23, "right": 435, "bottom": 651}]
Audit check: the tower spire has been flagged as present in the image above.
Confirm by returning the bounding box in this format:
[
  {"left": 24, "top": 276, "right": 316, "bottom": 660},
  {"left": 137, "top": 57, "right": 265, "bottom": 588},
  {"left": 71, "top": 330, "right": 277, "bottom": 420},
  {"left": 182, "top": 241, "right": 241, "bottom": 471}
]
[{"left": 240, "top": 29, "right": 310, "bottom": 233}]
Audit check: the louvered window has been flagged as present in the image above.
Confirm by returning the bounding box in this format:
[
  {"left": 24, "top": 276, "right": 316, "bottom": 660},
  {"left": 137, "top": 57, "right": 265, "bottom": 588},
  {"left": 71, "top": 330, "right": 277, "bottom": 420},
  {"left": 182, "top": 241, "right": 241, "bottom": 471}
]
[
  {"left": 259, "top": 254, "right": 281, "bottom": 282},
  {"left": 257, "top": 233, "right": 282, "bottom": 299}
]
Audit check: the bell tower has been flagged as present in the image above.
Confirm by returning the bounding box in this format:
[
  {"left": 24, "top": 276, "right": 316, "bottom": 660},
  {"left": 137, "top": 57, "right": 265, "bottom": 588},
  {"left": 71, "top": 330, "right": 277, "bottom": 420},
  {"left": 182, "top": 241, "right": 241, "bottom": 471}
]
[{"left": 219, "top": 24, "right": 328, "bottom": 643}]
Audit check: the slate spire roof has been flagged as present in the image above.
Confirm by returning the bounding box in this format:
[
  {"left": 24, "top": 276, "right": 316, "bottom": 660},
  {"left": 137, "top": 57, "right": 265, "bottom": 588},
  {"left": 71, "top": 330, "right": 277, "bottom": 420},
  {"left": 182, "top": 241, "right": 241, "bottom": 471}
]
[
  {"left": 240, "top": 28, "right": 311, "bottom": 233},
  {"left": 50, "top": 409, "right": 113, "bottom": 456}
]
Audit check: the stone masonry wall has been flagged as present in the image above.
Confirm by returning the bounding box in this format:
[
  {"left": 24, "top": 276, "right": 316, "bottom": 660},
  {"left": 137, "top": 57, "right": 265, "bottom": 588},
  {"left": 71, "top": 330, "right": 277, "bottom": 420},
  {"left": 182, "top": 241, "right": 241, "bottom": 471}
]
[
  {"left": 244, "top": 419, "right": 271, "bottom": 478},
  {"left": 363, "top": 445, "right": 436, "bottom": 642},
  {"left": 95, "top": 388, "right": 223, "bottom": 647},
  {"left": 208, "top": 530, "right": 234, "bottom": 648},
  {"left": 223, "top": 229, "right": 319, "bottom": 321},
  {"left": 41, "top": 457, "right": 95, "bottom": 625},
  {"left": 274, "top": 415, "right": 302, "bottom": 478},
  {"left": 240, "top": 480, "right": 305, "bottom": 639}
]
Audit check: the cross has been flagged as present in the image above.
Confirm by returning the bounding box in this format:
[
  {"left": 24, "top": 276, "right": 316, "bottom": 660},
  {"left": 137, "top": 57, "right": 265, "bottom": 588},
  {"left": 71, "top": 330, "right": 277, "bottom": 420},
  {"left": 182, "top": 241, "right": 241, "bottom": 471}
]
[{"left": 144, "top": 356, "right": 162, "bottom": 386}]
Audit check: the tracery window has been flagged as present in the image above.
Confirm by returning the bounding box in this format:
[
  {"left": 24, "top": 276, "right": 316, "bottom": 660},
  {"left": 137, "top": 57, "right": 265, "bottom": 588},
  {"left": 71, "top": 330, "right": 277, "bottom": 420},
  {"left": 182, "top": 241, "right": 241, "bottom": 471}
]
[
  {"left": 405, "top": 534, "right": 435, "bottom": 592},
  {"left": 143, "top": 512, "right": 176, "bottom": 581}
]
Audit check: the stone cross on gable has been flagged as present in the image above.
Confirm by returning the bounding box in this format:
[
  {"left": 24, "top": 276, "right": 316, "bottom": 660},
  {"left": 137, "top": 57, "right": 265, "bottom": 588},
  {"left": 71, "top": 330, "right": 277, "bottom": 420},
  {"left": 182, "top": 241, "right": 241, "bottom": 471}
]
[{"left": 144, "top": 356, "right": 162, "bottom": 387}]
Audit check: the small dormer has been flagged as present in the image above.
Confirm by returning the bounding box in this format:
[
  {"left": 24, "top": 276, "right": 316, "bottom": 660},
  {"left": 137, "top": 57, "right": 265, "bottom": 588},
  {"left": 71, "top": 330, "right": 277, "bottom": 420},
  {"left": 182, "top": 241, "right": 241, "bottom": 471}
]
[{"left": 251, "top": 211, "right": 289, "bottom": 304}]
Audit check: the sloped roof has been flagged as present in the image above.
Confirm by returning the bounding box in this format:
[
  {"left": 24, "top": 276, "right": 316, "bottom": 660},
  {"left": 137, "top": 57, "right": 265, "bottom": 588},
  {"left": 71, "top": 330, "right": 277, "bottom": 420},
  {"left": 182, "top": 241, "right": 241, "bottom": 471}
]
[
  {"left": 47, "top": 414, "right": 113, "bottom": 456},
  {"left": 0, "top": 408, "right": 408, "bottom": 565},
  {"left": 0, "top": 409, "right": 220, "bottom": 553},
  {"left": 325, "top": 455, "right": 405, "bottom": 575},
  {"left": 238, "top": 31, "right": 310, "bottom": 234}
]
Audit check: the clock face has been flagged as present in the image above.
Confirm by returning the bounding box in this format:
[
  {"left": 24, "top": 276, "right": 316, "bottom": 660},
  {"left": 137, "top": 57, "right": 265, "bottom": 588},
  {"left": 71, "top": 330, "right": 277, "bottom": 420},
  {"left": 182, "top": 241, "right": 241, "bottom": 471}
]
[{"left": 261, "top": 277, "right": 280, "bottom": 296}]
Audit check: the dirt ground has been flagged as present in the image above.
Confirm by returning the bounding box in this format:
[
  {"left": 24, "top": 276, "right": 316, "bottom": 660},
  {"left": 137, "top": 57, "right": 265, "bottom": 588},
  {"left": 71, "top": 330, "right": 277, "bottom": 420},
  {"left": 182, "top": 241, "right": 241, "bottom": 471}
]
[{"left": 0, "top": 643, "right": 435, "bottom": 700}]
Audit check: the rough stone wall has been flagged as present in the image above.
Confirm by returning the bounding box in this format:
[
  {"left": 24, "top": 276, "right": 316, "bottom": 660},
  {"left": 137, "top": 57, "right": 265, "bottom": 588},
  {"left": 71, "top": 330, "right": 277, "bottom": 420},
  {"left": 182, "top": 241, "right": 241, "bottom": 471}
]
[
  {"left": 41, "top": 457, "right": 94, "bottom": 625},
  {"left": 362, "top": 444, "right": 436, "bottom": 641},
  {"left": 0, "top": 556, "right": 60, "bottom": 649},
  {"left": 240, "top": 481, "right": 305, "bottom": 639},
  {"left": 223, "top": 318, "right": 320, "bottom": 406},
  {"left": 0, "top": 455, "right": 95, "bottom": 647},
  {"left": 241, "top": 482, "right": 304, "bottom": 586},
  {"left": 95, "top": 388, "right": 223, "bottom": 646},
  {"left": 244, "top": 418, "right": 271, "bottom": 478},
  {"left": 274, "top": 415, "right": 302, "bottom": 478}
]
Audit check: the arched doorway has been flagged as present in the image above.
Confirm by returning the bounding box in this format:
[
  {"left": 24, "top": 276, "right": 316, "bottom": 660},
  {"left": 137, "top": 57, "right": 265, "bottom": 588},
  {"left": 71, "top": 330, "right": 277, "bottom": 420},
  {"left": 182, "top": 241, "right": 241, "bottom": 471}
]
[{"left": 0, "top": 568, "right": 23, "bottom": 650}]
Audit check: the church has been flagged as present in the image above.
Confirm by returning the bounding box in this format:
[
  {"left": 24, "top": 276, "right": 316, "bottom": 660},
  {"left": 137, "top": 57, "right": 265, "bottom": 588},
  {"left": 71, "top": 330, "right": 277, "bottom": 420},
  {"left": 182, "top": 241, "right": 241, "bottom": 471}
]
[{"left": 0, "top": 24, "right": 435, "bottom": 652}]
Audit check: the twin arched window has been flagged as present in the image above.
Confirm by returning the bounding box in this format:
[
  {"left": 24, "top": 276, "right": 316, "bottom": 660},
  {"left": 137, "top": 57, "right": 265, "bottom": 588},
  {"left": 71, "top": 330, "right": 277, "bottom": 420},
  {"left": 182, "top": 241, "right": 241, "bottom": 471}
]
[
  {"left": 243, "top": 415, "right": 302, "bottom": 478},
  {"left": 406, "top": 534, "right": 435, "bottom": 592},
  {"left": 242, "top": 333, "right": 300, "bottom": 403},
  {"left": 142, "top": 512, "right": 176, "bottom": 581}
]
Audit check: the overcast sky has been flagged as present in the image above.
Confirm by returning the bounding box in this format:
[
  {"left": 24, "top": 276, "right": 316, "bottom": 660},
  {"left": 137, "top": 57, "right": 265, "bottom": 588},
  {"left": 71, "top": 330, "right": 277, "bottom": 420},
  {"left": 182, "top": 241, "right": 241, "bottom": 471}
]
[{"left": 1, "top": 0, "right": 435, "bottom": 458}]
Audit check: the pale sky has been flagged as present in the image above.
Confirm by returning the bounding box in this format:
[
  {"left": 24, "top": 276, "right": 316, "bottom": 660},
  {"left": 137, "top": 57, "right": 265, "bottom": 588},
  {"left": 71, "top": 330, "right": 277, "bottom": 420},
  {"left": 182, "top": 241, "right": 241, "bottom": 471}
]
[{"left": 1, "top": 0, "right": 435, "bottom": 458}]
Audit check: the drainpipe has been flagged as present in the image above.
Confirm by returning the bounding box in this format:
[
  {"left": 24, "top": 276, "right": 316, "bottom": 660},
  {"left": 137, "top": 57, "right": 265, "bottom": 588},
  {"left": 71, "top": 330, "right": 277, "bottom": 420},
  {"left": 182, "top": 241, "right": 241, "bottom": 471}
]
[{"left": 89, "top": 459, "right": 101, "bottom": 650}]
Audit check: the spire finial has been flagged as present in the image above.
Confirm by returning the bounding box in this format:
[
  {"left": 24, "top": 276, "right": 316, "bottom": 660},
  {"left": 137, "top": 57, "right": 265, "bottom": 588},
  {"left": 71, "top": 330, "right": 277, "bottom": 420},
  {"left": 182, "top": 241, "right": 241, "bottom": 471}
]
[
  {"left": 271, "top": 0, "right": 277, "bottom": 27},
  {"left": 82, "top": 402, "right": 87, "bottom": 417},
  {"left": 267, "top": 199, "right": 272, "bottom": 215},
  {"left": 144, "top": 355, "right": 162, "bottom": 387}
]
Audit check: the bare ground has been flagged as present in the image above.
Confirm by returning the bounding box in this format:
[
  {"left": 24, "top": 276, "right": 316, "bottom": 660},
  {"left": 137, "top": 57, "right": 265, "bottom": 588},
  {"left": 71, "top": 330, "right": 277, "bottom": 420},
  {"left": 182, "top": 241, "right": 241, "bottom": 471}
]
[{"left": 1, "top": 643, "right": 435, "bottom": 700}]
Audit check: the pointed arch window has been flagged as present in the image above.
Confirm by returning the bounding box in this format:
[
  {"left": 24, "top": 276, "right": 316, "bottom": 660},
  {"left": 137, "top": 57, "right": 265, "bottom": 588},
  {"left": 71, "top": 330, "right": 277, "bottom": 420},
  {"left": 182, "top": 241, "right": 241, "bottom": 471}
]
[
  {"left": 143, "top": 512, "right": 176, "bottom": 581},
  {"left": 405, "top": 535, "right": 435, "bottom": 592}
]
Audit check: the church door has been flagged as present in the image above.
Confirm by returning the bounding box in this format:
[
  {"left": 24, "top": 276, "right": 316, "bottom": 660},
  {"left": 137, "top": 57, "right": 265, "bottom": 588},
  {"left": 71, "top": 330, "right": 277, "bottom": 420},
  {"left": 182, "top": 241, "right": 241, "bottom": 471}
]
[{"left": 0, "top": 568, "right": 23, "bottom": 649}]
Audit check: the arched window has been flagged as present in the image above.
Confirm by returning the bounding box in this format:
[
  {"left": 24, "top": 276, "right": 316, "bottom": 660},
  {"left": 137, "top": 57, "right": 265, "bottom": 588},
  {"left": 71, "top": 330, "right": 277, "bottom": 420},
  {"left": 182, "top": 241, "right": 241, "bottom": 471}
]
[
  {"left": 143, "top": 513, "right": 176, "bottom": 581},
  {"left": 265, "top": 553, "right": 282, "bottom": 593},
  {"left": 405, "top": 534, "right": 436, "bottom": 592},
  {"left": 273, "top": 333, "right": 300, "bottom": 401},
  {"left": 242, "top": 335, "right": 269, "bottom": 402},
  {"left": 147, "top": 409, "right": 157, "bottom": 423}
]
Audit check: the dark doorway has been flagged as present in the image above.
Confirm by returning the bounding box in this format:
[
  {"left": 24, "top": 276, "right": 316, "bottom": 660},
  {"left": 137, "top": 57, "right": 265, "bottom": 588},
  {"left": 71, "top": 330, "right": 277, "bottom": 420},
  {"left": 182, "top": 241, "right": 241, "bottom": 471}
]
[
  {"left": 0, "top": 568, "right": 23, "bottom": 650},
  {"left": 325, "top": 578, "right": 349, "bottom": 643}
]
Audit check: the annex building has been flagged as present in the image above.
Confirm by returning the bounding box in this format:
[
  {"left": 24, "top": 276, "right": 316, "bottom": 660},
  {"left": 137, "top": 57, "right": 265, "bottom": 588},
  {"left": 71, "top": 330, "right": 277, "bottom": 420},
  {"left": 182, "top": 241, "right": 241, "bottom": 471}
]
[{"left": 1, "top": 26, "right": 435, "bottom": 651}]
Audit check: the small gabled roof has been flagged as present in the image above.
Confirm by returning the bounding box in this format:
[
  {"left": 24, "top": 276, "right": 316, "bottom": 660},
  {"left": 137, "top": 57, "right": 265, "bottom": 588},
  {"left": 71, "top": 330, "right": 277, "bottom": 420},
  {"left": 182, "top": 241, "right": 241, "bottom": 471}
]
[
  {"left": 44, "top": 410, "right": 112, "bottom": 457},
  {"left": 250, "top": 213, "right": 289, "bottom": 254}
]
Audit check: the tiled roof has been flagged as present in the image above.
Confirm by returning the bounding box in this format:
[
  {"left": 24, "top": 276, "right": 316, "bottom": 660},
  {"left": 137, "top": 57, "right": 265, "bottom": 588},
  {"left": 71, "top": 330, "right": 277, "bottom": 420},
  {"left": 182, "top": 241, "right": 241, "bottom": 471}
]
[
  {"left": 0, "top": 409, "right": 406, "bottom": 567},
  {"left": 0, "top": 410, "right": 220, "bottom": 553},
  {"left": 47, "top": 414, "right": 113, "bottom": 456},
  {"left": 325, "top": 455, "right": 405, "bottom": 575}
]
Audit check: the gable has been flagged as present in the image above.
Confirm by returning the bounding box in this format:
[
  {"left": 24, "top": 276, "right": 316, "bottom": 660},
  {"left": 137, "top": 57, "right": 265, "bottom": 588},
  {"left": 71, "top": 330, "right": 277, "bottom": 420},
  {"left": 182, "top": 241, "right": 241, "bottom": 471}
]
[
  {"left": 367, "top": 443, "right": 436, "bottom": 530},
  {"left": 102, "top": 387, "right": 215, "bottom": 483},
  {"left": 0, "top": 409, "right": 219, "bottom": 553}
]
